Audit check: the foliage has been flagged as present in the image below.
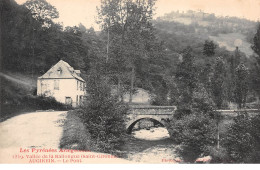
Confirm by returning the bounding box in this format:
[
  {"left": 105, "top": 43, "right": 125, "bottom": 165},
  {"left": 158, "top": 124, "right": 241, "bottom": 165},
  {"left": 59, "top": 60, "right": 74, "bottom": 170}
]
[
  {"left": 169, "top": 111, "right": 217, "bottom": 162},
  {"left": 24, "top": 0, "right": 59, "bottom": 27},
  {"left": 211, "top": 57, "right": 226, "bottom": 109},
  {"left": 207, "top": 146, "right": 229, "bottom": 163},
  {"left": 250, "top": 23, "right": 260, "bottom": 99},
  {"left": 192, "top": 84, "right": 215, "bottom": 114},
  {"left": 251, "top": 23, "right": 260, "bottom": 58},
  {"left": 76, "top": 71, "right": 128, "bottom": 153},
  {"left": 1, "top": 94, "right": 68, "bottom": 122},
  {"left": 157, "top": 10, "right": 256, "bottom": 42},
  {"left": 169, "top": 57, "right": 217, "bottom": 162},
  {"left": 4, "top": 0, "right": 257, "bottom": 109},
  {"left": 2, "top": 0, "right": 88, "bottom": 75},
  {"left": 2, "top": 0, "right": 260, "bottom": 163},
  {"left": 234, "top": 63, "right": 249, "bottom": 108},
  {"left": 222, "top": 113, "right": 260, "bottom": 163},
  {"left": 250, "top": 63, "right": 260, "bottom": 102},
  {"left": 97, "top": 0, "right": 169, "bottom": 103},
  {"left": 225, "top": 48, "right": 243, "bottom": 103},
  {"left": 173, "top": 47, "right": 198, "bottom": 112},
  {"left": 168, "top": 46, "right": 218, "bottom": 162},
  {"left": 203, "top": 40, "right": 217, "bottom": 57},
  {"left": 59, "top": 111, "right": 93, "bottom": 151}
]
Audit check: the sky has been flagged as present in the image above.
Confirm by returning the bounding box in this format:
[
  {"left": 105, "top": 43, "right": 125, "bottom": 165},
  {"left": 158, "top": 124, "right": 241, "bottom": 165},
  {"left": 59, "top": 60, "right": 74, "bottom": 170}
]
[{"left": 16, "top": 0, "right": 260, "bottom": 30}]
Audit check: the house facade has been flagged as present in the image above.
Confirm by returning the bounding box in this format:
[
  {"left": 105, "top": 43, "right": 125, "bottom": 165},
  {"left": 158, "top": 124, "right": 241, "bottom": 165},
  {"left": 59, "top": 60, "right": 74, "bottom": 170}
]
[{"left": 37, "top": 60, "right": 86, "bottom": 107}]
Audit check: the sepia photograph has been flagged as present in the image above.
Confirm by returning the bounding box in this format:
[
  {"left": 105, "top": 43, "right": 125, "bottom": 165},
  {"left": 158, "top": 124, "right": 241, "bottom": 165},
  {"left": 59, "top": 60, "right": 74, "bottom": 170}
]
[{"left": 0, "top": 0, "right": 260, "bottom": 165}]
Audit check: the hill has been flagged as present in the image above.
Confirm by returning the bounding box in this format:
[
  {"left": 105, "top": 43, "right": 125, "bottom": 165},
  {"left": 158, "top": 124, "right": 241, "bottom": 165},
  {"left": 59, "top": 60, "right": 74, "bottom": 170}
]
[
  {"left": 0, "top": 71, "right": 68, "bottom": 121},
  {"left": 153, "top": 10, "right": 258, "bottom": 58},
  {"left": 209, "top": 33, "right": 254, "bottom": 57},
  {"left": 0, "top": 72, "right": 37, "bottom": 103}
]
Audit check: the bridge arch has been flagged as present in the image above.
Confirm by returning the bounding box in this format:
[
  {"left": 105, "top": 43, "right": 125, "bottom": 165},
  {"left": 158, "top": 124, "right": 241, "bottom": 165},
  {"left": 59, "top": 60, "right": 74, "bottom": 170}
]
[
  {"left": 126, "top": 105, "right": 176, "bottom": 134},
  {"left": 126, "top": 116, "right": 170, "bottom": 134}
]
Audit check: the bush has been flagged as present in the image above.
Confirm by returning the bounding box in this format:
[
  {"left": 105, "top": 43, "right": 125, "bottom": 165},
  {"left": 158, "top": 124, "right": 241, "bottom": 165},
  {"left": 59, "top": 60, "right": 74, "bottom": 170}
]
[
  {"left": 221, "top": 113, "right": 260, "bottom": 163},
  {"left": 59, "top": 110, "right": 93, "bottom": 151},
  {"left": 169, "top": 111, "right": 217, "bottom": 162},
  {"left": 168, "top": 83, "right": 218, "bottom": 162},
  {"left": 192, "top": 84, "right": 216, "bottom": 114},
  {"left": 76, "top": 73, "right": 128, "bottom": 154},
  {"left": 1, "top": 95, "right": 69, "bottom": 122},
  {"left": 207, "top": 146, "right": 229, "bottom": 163},
  {"left": 25, "top": 95, "right": 69, "bottom": 110},
  {"left": 1, "top": 76, "right": 69, "bottom": 121},
  {"left": 173, "top": 84, "right": 216, "bottom": 119}
]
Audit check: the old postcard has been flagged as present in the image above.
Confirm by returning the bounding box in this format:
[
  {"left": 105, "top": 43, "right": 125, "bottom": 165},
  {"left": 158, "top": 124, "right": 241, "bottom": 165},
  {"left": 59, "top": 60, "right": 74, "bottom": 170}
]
[{"left": 1, "top": 0, "right": 260, "bottom": 164}]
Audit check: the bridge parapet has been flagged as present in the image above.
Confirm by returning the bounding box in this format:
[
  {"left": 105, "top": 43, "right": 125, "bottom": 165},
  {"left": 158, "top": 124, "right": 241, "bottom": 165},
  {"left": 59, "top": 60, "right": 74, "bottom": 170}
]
[
  {"left": 128, "top": 105, "right": 177, "bottom": 115},
  {"left": 217, "top": 109, "right": 260, "bottom": 117}
]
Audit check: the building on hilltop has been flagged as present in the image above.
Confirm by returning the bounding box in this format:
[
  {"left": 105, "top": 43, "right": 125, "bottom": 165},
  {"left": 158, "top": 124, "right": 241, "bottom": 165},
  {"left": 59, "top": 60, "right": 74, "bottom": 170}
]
[{"left": 37, "top": 60, "right": 86, "bottom": 107}]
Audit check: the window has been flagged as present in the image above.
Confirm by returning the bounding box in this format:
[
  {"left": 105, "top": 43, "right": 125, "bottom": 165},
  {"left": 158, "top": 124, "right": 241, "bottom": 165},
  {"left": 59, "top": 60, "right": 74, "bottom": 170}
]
[
  {"left": 77, "top": 81, "right": 84, "bottom": 91},
  {"left": 76, "top": 95, "right": 84, "bottom": 105},
  {"left": 65, "top": 97, "right": 72, "bottom": 106},
  {"left": 80, "top": 82, "right": 82, "bottom": 91},
  {"left": 54, "top": 80, "right": 59, "bottom": 90},
  {"left": 79, "top": 95, "right": 83, "bottom": 105},
  {"left": 41, "top": 83, "right": 47, "bottom": 92},
  {"left": 57, "top": 67, "right": 62, "bottom": 75}
]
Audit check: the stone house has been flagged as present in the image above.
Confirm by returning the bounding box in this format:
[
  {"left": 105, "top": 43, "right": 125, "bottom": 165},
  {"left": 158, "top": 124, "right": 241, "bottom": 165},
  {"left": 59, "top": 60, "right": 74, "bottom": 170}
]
[{"left": 37, "top": 60, "right": 86, "bottom": 107}]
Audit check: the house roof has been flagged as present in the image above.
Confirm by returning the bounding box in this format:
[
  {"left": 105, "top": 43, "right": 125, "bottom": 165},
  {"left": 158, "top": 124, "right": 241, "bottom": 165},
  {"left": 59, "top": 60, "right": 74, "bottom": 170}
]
[{"left": 38, "top": 60, "right": 85, "bottom": 82}]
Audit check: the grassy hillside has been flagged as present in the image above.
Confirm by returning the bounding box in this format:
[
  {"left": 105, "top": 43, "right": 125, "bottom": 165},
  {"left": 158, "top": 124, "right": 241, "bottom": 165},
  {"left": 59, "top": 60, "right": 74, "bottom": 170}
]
[
  {"left": 158, "top": 10, "right": 256, "bottom": 35},
  {"left": 0, "top": 72, "right": 68, "bottom": 121},
  {"left": 0, "top": 72, "right": 37, "bottom": 101},
  {"left": 209, "top": 33, "right": 254, "bottom": 57},
  {"left": 154, "top": 10, "right": 257, "bottom": 58}
]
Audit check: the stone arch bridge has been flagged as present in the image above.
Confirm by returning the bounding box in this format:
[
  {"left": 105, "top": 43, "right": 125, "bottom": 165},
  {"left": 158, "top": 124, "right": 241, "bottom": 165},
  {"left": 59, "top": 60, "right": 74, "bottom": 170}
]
[
  {"left": 126, "top": 105, "right": 177, "bottom": 133},
  {"left": 126, "top": 105, "right": 260, "bottom": 134}
]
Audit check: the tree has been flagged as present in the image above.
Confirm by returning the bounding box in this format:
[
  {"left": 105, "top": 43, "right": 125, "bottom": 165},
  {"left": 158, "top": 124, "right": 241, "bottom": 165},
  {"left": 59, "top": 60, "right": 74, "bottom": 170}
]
[
  {"left": 2, "top": 0, "right": 90, "bottom": 76},
  {"left": 24, "top": 0, "right": 59, "bottom": 27},
  {"left": 251, "top": 23, "right": 260, "bottom": 58},
  {"left": 201, "top": 40, "right": 216, "bottom": 92},
  {"left": 234, "top": 63, "right": 249, "bottom": 109},
  {"left": 79, "top": 26, "right": 105, "bottom": 73},
  {"left": 225, "top": 47, "right": 242, "bottom": 103},
  {"left": 168, "top": 111, "right": 217, "bottom": 162},
  {"left": 97, "top": 0, "right": 158, "bottom": 103},
  {"left": 211, "top": 57, "right": 226, "bottom": 109},
  {"left": 1, "top": 0, "right": 44, "bottom": 72},
  {"left": 174, "top": 47, "right": 197, "bottom": 112},
  {"left": 251, "top": 23, "right": 260, "bottom": 104},
  {"left": 77, "top": 70, "right": 128, "bottom": 153},
  {"left": 250, "top": 63, "right": 260, "bottom": 106},
  {"left": 203, "top": 40, "right": 217, "bottom": 57},
  {"left": 222, "top": 113, "right": 260, "bottom": 163},
  {"left": 169, "top": 46, "right": 219, "bottom": 162},
  {"left": 169, "top": 68, "right": 218, "bottom": 162},
  {"left": 209, "top": 57, "right": 227, "bottom": 149},
  {"left": 97, "top": 0, "right": 131, "bottom": 100}
]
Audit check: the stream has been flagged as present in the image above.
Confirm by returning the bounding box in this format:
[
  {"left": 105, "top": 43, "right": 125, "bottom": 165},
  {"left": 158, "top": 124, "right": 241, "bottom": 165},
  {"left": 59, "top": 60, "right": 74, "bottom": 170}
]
[{"left": 120, "top": 126, "right": 180, "bottom": 163}]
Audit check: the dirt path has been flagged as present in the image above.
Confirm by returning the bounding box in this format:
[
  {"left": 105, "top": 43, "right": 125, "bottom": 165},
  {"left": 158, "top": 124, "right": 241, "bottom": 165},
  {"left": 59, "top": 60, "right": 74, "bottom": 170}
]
[
  {"left": 0, "top": 111, "right": 130, "bottom": 164},
  {"left": 0, "top": 111, "right": 67, "bottom": 163},
  {"left": 0, "top": 111, "right": 66, "bottom": 149}
]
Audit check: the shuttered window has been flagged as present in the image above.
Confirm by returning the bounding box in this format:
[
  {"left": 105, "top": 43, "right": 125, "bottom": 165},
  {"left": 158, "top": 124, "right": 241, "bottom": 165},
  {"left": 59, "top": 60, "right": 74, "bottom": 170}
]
[{"left": 54, "top": 80, "right": 59, "bottom": 90}]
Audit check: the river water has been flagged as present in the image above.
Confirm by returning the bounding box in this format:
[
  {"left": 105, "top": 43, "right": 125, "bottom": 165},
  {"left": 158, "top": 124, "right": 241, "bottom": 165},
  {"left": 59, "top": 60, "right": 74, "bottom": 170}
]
[{"left": 120, "top": 127, "right": 180, "bottom": 163}]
